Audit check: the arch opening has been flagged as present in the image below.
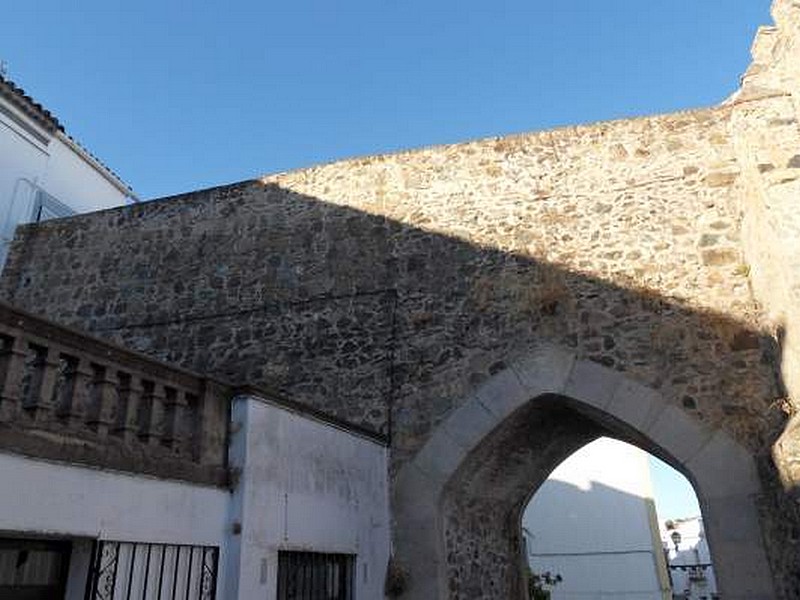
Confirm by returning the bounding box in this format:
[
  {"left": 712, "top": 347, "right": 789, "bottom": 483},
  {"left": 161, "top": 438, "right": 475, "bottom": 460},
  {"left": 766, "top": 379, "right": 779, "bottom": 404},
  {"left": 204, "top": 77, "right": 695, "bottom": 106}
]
[
  {"left": 522, "top": 437, "right": 716, "bottom": 600},
  {"left": 393, "top": 352, "right": 775, "bottom": 600}
]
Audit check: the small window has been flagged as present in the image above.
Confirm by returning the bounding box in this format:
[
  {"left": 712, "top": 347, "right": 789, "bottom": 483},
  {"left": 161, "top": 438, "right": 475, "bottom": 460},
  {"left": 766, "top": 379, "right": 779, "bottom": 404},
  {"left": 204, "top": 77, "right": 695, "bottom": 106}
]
[
  {"left": 277, "top": 551, "right": 354, "bottom": 600},
  {"left": 0, "top": 538, "right": 71, "bottom": 600},
  {"left": 31, "top": 189, "right": 74, "bottom": 223}
]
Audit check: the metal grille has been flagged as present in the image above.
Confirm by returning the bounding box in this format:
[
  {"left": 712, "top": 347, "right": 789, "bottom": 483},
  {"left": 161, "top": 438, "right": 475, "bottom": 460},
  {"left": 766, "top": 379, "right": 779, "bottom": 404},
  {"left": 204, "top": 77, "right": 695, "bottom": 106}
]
[
  {"left": 277, "top": 551, "right": 355, "bottom": 600},
  {"left": 85, "top": 541, "right": 218, "bottom": 600}
]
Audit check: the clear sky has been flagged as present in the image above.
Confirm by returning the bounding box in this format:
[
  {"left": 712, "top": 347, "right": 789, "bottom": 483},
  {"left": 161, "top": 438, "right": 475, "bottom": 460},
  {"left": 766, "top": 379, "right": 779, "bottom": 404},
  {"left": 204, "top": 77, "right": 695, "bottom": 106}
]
[
  {"left": 649, "top": 456, "right": 701, "bottom": 523},
  {"left": 3, "top": 1, "right": 771, "bottom": 200}
]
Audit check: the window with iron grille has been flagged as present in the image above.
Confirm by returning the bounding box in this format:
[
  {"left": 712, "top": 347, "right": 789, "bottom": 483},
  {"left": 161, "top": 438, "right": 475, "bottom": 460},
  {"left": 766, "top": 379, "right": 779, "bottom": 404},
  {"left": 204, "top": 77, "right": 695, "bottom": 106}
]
[
  {"left": 277, "top": 551, "right": 355, "bottom": 600},
  {"left": 85, "top": 540, "right": 218, "bottom": 600}
]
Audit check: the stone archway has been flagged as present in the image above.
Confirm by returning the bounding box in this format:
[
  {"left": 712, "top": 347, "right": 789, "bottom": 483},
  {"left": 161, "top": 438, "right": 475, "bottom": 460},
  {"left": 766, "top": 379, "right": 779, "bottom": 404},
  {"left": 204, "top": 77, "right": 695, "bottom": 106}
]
[{"left": 392, "top": 344, "right": 775, "bottom": 600}]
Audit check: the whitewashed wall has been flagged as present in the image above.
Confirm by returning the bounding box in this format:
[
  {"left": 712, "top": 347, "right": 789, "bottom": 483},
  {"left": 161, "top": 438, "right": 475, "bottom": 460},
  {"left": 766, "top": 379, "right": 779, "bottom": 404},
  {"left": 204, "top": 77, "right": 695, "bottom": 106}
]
[
  {"left": 225, "top": 395, "right": 391, "bottom": 600},
  {"left": 42, "top": 135, "right": 131, "bottom": 213},
  {"left": 0, "top": 451, "right": 230, "bottom": 599},
  {"left": 522, "top": 438, "right": 669, "bottom": 600},
  {"left": 0, "top": 395, "right": 391, "bottom": 598}
]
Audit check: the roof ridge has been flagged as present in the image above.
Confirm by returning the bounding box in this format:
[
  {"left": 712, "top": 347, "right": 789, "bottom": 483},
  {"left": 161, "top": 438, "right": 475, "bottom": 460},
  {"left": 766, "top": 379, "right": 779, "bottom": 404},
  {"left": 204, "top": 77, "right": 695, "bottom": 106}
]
[
  {"left": 0, "top": 73, "right": 63, "bottom": 133},
  {"left": 0, "top": 74, "right": 136, "bottom": 198}
]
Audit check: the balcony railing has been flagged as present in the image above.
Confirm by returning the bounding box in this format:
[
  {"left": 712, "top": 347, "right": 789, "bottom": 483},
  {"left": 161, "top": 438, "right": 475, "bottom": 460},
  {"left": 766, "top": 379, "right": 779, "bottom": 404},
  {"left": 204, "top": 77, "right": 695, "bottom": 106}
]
[{"left": 0, "top": 302, "right": 229, "bottom": 486}]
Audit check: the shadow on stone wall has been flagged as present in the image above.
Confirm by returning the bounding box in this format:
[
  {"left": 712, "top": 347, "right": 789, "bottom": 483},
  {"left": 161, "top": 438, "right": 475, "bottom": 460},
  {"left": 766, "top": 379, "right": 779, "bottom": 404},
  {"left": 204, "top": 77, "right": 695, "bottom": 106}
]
[{"left": 0, "top": 179, "right": 797, "bottom": 597}]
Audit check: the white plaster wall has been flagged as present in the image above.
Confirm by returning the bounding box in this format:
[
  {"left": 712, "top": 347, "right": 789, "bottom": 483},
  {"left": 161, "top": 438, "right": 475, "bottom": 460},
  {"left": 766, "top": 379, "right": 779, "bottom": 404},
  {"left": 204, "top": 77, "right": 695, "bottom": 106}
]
[
  {"left": 226, "top": 396, "right": 391, "bottom": 600},
  {"left": 43, "top": 135, "right": 130, "bottom": 213},
  {"left": 523, "top": 438, "right": 667, "bottom": 599},
  {"left": 0, "top": 451, "right": 229, "bottom": 598},
  {"left": 0, "top": 452, "right": 228, "bottom": 545}
]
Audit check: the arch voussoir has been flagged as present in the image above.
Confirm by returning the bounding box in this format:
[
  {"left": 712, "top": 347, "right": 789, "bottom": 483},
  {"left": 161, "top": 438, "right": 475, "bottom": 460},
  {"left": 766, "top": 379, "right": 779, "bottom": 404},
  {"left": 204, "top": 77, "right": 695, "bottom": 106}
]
[
  {"left": 562, "top": 358, "right": 624, "bottom": 412},
  {"left": 644, "top": 404, "right": 716, "bottom": 466},
  {"left": 604, "top": 377, "right": 665, "bottom": 432}
]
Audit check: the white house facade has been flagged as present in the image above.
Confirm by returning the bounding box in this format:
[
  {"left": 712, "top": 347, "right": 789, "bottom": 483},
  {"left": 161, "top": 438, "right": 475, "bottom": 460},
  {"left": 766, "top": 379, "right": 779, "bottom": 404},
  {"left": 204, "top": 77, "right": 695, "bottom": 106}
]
[
  {"left": 662, "top": 517, "right": 719, "bottom": 600},
  {"left": 0, "top": 74, "right": 135, "bottom": 266}
]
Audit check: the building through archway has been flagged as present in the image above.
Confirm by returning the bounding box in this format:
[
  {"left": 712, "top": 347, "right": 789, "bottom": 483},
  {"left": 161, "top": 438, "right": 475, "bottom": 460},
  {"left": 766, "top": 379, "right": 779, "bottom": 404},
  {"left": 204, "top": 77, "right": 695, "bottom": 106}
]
[{"left": 523, "top": 437, "right": 716, "bottom": 600}]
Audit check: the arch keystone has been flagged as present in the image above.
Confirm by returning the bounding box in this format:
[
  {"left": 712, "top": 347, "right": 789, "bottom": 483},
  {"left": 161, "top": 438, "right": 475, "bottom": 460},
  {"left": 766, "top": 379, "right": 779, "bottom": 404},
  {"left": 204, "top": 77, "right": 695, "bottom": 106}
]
[
  {"left": 563, "top": 359, "right": 624, "bottom": 412},
  {"left": 605, "top": 377, "right": 664, "bottom": 430},
  {"left": 509, "top": 344, "right": 576, "bottom": 396}
]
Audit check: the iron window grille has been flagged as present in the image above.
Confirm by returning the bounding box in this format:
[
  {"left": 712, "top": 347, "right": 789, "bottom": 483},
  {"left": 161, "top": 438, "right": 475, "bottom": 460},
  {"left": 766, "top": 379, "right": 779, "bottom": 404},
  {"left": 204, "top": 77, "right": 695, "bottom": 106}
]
[
  {"left": 85, "top": 540, "right": 218, "bottom": 600},
  {"left": 276, "top": 551, "right": 355, "bottom": 600}
]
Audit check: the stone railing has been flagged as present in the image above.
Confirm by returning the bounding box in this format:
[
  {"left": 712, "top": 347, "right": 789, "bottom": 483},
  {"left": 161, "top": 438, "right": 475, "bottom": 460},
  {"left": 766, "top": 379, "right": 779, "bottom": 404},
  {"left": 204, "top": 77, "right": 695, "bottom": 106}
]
[{"left": 0, "top": 302, "right": 230, "bottom": 486}]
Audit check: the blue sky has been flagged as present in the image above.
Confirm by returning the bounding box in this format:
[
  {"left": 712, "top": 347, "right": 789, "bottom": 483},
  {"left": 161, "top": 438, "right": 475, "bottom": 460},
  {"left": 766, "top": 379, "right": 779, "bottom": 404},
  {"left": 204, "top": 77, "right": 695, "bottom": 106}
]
[
  {"left": 3, "top": 1, "right": 771, "bottom": 199},
  {"left": 649, "top": 456, "right": 701, "bottom": 522},
  {"left": 3, "top": 2, "right": 768, "bottom": 521}
]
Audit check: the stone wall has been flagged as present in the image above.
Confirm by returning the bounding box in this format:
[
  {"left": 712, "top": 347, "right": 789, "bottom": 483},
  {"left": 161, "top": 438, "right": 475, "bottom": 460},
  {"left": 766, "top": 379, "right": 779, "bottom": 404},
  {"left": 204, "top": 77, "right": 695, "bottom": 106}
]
[
  {"left": 727, "top": 5, "right": 800, "bottom": 594},
  {"left": 0, "top": 107, "right": 783, "bottom": 457},
  {"left": 728, "top": 1, "right": 800, "bottom": 499}
]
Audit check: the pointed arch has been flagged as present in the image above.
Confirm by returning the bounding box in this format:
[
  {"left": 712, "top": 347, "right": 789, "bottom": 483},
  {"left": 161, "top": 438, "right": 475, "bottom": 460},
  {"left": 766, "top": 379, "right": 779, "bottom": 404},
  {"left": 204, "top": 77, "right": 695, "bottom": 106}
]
[{"left": 392, "top": 344, "right": 775, "bottom": 599}]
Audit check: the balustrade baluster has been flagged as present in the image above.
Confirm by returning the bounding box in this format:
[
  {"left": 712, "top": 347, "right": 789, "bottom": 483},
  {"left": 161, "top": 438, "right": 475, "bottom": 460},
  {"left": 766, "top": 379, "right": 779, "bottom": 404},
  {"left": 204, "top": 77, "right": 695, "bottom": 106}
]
[
  {"left": 114, "top": 373, "right": 142, "bottom": 444},
  {"left": 162, "top": 387, "right": 189, "bottom": 454},
  {"left": 138, "top": 381, "right": 166, "bottom": 446},
  {"left": 20, "top": 344, "right": 47, "bottom": 420},
  {"left": 86, "top": 365, "right": 119, "bottom": 437},
  {"left": 183, "top": 393, "right": 200, "bottom": 459},
  {"left": 67, "top": 359, "right": 93, "bottom": 431},
  {"left": 54, "top": 355, "right": 78, "bottom": 420},
  {"left": 32, "top": 348, "right": 61, "bottom": 424},
  {"left": 0, "top": 335, "right": 27, "bottom": 422}
]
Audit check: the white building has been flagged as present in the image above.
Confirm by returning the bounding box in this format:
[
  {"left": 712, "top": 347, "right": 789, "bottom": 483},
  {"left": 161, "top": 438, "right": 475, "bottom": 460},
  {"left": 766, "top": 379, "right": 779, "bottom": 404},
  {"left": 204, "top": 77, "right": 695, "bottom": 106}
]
[
  {"left": 661, "top": 517, "right": 718, "bottom": 600},
  {"left": 0, "top": 395, "right": 391, "bottom": 600},
  {"left": 522, "top": 437, "right": 672, "bottom": 600},
  {"left": 0, "top": 73, "right": 136, "bottom": 266}
]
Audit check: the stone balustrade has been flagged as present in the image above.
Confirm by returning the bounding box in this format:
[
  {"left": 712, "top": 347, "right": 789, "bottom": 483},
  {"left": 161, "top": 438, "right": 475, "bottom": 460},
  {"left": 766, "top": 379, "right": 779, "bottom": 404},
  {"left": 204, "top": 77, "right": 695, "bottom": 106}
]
[{"left": 0, "top": 301, "right": 229, "bottom": 486}]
